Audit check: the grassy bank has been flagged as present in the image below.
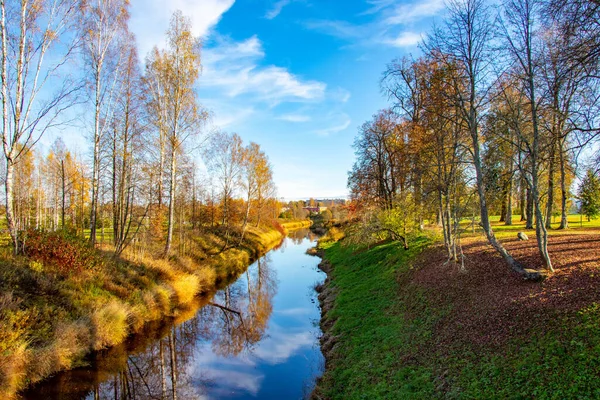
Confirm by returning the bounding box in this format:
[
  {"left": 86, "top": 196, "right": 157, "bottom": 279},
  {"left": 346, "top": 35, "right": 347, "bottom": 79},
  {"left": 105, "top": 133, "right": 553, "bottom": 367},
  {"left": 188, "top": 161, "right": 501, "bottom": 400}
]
[
  {"left": 0, "top": 225, "right": 283, "bottom": 398},
  {"left": 280, "top": 219, "right": 313, "bottom": 232},
  {"left": 314, "top": 224, "right": 600, "bottom": 399}
]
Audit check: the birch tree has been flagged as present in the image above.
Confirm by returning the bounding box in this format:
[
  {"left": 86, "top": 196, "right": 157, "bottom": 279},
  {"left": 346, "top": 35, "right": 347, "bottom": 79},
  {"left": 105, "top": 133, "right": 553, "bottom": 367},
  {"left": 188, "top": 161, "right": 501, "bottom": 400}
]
[
  {"left": 203, "top": 131, "right": 244, "bottom": 247},
  {"left": 160, "top": 11, "right": 204, "bottom": 257},
  {"left": 81, "top": 0, "right": 130, "bottom": 245},
  {"left": 0, "top": 0, "right": 81, "bottom": 252}
]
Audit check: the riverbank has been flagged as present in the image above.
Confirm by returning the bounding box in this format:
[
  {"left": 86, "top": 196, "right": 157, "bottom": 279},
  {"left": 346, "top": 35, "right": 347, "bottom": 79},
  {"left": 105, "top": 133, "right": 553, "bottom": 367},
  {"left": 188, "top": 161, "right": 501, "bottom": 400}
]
[
  {"left": 0, "top": 224, "right": 290, "bottom": 398},
  {"left": 280, "top": 219, "right": 313, "bottom": 232},
  {"left": 313, "top": 227, "right": 600, "bottom": 399}
]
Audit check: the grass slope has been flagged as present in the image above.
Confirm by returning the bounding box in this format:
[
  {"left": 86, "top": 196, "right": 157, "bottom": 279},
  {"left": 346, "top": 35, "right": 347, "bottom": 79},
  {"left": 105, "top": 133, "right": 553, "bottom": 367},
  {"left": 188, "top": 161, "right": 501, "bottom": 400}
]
[
  {"left": 315, "top": 236, "right": 436, "bottom": 399},
  {"left": 315, "top": 221, "right": 600, "bottom": 399},
  {"left": 0, "top": 225, "right": 283, "bottom": 398}
]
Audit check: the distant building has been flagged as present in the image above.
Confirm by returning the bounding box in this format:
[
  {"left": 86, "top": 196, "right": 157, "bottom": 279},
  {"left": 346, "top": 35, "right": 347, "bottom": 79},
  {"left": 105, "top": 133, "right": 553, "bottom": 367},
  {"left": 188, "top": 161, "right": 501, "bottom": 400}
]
[{"left": 303, "top": 206, "right": 328, "bottom": 214}]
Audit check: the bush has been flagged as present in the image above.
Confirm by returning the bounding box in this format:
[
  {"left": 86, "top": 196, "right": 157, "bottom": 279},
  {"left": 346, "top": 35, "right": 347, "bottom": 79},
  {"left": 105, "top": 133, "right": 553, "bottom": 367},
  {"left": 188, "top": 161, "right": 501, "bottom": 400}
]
[{"left": 23, "top": 230, "right": 105, "bottom": 276}]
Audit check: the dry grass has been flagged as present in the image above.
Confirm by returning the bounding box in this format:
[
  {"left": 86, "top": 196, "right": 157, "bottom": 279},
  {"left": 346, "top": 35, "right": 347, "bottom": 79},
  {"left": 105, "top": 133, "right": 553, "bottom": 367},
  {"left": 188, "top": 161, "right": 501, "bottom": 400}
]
[
  {"left": 280, "top": 219, "right": 312, "bottom": 232},
  {"left": 0, "top": 224, "right": 284, "bottom": 398}
]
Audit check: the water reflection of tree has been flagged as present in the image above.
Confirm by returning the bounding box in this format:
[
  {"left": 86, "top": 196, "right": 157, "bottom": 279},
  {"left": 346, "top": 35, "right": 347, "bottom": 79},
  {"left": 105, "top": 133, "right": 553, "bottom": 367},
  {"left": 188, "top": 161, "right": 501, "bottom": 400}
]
[
  {"left": 82, "top": 253, "right": 278, "bottom": 399},
  {"left": 287, "top": 228, "right": 318, "bottom": 245},
  {"left": 209, "top": 252, "right": 277, "bottom": 357}
]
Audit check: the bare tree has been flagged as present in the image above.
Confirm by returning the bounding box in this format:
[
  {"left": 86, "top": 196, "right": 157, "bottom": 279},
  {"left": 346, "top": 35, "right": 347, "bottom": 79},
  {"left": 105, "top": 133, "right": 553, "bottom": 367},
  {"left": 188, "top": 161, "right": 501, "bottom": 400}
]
[
  {"left": 501, "top": 0, "right": 553, "bottom": 271},
  {"left": 426, "top": 0, "right": 537, "bottom": 276},
  {"left": 81, "top": 0, "right": 130, "bottom": 245},
  {"left": 1, "top": 0, "right": 81, "bottom": 252},
  {"left": 203, "top": 131, "right": 244, "bottom": 248}
]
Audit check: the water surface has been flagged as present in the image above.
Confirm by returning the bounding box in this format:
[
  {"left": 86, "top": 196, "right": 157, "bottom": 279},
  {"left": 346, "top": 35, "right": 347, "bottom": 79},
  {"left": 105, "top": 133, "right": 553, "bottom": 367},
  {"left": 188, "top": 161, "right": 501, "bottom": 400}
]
[{"left": 23, "top": 229, "right": 324, "bottom": 399}]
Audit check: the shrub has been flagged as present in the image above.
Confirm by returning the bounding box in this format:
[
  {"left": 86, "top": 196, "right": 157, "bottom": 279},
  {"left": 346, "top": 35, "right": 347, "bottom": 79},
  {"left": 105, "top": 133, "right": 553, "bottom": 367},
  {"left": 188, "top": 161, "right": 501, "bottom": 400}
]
[
  {"left": 23, "top": 230, "right": 105, "bottom": 276},
  {"left": 90, "top": 301, "right": 130, "bottom": 349},
  {"left": 272, "top": 220, "right": 286, "bottom": 236}
]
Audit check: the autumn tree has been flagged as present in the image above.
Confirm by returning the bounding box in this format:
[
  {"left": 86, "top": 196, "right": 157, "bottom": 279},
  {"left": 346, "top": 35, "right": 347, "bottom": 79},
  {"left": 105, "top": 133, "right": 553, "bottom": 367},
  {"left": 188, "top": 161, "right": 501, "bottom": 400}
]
[
  {"left": 153, "top": 11, "right": 205, "bottom": 256},
  {"left": 239, "top": 142, "right": 273, "bottom": 243},
  {"left": 578, "top": 169, "right": 600, "bottom": 221},
  {"left": 425, "top": 0, "right": 536, "bottom": 276},
  {"left": 110, "top": 34, "right": 147, "bottom": 255},
  {"left": 500, "top": 0, "right": 553, "bottom": 271},
  {"left": 203, "top": 131, "right": 244, "bottom": 247}
]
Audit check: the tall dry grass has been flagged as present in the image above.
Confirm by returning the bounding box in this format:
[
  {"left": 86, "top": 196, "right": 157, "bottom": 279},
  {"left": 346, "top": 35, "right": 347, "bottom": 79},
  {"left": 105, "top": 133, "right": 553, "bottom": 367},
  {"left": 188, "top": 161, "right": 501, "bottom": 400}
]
[{"left": 0, "top": 224, "right": 284, "bottom": 398}]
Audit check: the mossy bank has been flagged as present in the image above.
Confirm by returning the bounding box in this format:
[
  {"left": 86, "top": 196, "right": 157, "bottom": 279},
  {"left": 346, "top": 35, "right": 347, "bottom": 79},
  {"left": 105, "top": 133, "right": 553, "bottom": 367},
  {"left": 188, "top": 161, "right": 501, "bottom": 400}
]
[{"left": 0, "top": 223, "right": 297, "bottom": 398}]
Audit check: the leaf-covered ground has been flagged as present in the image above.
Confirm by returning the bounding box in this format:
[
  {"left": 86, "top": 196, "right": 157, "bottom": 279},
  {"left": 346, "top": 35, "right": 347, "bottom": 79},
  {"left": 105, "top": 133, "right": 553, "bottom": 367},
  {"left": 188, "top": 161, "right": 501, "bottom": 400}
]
[{"left": 314, "top": 228, "right": 600, "bottom": 399}]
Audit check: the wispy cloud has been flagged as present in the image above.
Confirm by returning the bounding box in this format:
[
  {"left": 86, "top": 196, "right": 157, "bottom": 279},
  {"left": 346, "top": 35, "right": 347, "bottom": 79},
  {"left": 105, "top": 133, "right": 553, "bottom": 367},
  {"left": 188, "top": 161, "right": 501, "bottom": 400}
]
[
  {"left": 265, "top": 0, "right": 292, "bottom": 19},
  {"left": 303, "top": 20, "right": 364, "bottom": 40},
  {"left": 203, "top": 35, "right": 326, "bottom": 105},
  {"left": 382, "top": 0, "right": 445, "bottom": 26},
  {"left": 361, "top": 0, "right": 397, "bottom": 16},
  {"left": 303, "top": 0, "right": 442, "bottom": 49},
  {"left": 314, "top": 114, "right": 351, "bottom": 136},
  {"left": 277, "top": 114, "right": 312, "bottom": 122}
]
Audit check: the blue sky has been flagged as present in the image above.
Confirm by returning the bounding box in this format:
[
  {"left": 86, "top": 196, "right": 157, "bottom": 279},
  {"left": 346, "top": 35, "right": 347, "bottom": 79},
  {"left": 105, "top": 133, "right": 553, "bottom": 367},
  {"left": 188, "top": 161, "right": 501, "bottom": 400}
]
[{"left": 51, "top": 0, "right": 445, "bottom": 200}]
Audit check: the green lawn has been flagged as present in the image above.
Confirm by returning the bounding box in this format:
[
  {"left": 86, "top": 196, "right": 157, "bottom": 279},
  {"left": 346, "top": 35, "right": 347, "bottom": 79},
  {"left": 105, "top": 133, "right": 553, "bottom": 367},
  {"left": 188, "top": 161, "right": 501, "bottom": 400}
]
[{"left": 315, "top": 225, "right": 600, "bottom": 399}]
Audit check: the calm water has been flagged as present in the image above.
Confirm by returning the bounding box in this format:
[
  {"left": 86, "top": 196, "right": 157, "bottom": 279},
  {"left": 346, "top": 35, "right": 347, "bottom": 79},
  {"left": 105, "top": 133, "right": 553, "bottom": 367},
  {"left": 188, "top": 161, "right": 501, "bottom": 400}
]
[{"left": 23, "top": 229, "right": 325, "bottom": 400}]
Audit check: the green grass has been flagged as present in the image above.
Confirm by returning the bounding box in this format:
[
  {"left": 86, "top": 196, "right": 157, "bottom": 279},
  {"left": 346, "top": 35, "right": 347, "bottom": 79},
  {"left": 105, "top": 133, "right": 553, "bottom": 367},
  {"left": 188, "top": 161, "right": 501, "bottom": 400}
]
[
  {"left": 316, "top": 224, "right": 600, "bottom": 399},
  {"left": 452, "top": 304, "right": 600, "bottom": 399},
  {"left": 316, "top": 235, "right": 438, "bottom": 399}
]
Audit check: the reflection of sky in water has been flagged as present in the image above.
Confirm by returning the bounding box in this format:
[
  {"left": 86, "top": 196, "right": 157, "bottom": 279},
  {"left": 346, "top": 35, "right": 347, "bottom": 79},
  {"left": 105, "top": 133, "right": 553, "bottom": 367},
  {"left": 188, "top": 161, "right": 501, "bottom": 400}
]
[{"left": 191, "top": 234, "right": 325, "bottom": 399}]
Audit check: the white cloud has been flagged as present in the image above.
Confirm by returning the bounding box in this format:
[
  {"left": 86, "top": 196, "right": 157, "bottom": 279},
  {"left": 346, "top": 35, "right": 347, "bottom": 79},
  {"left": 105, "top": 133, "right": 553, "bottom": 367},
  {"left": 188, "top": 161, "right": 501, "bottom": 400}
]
[
  {"left": 278, "top": 114, "right": 312, "bottom": 122},
  {"left": 252, "top": 324, "right": 317, "bottom": 364},
  {"left": 130, "top": 0, "right": 235, "bottom": 59},
  {"left": 383, "top": 31, "right": 422, "bottom": 47},
  {"left": 330, "top": 87, "right": 351, "bottom": 103},
  {"left": 203, "top": 35, "right": 326, "bottom": 105},
  {"left": 361, "top": 0, "right": 397, "bottom": 15},
  {"left": 265, "top": 0, "right": 291, "bottom": 19}
]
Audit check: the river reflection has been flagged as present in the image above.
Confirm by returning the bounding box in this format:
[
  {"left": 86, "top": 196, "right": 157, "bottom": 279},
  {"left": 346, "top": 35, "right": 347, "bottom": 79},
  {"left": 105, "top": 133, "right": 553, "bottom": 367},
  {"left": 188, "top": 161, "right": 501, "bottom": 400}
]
[{"left": 22, "top": 229, "right": 324, "bottom": 400}]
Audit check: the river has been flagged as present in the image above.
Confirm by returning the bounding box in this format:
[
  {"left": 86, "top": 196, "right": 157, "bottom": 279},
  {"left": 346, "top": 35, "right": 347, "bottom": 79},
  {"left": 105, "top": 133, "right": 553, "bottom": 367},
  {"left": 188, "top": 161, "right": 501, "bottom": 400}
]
[{"left": 22, "top": 229, "right": 325, "bottom": 400}]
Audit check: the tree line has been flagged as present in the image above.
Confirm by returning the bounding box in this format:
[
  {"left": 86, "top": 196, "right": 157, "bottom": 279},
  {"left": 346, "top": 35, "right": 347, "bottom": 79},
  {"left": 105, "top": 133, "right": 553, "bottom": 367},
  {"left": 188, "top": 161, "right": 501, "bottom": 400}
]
[
  {"left": 349, "top": 0, "right": 599, "bottom": 274},
  {"left": 0, "top": 1, "right": 277, "bottom": 257}
]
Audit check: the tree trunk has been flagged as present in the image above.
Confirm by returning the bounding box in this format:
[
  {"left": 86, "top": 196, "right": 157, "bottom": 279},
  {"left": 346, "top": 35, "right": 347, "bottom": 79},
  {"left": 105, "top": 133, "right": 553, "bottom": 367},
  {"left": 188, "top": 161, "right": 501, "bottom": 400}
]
[
  {"left": 526, "top": 187, "right": 534, "bottom": 229},
  {"left": 61, "top": 160, "right": 66, "bottom": 229},
  {"left": 160, "top": 339, "right": 167, "bottom": 400},
  {"left": 5, "top": 159, "right": 18, "bottom": 252},
  {"left": 545, "top": 138, "right": 556, "bottom": 229},
  {"left": 558, "top": 138, "right": 569, "bottom": 229},
  {"left": 519, "top": 177, "right": 526, "bottom": 222},
  {"left": 528, "top": 61, "right": 554, "bottom": 272},
  {"left": 506, "top": 177, "right": 513, "bottom": 225},
  {"left": 112, "top": 129, "right": 119, "bottom": 245},
  {"left": 499, "top": 186, "right": 507, "bottom": 223},
  {"left": 89, "top": 67, "right": 102, "bottom": 246},
  {"left": 471, "top": 118, "right": 527, "bottom": 275},
  {"left": 239, "top": 194, "right": 251, "bottom": 246},
  {"left": 164, "top": 147, "right": 176, "bottom": 257},
  {"left": 169, "top": 330, "right": 178, "bottom": 400}
]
